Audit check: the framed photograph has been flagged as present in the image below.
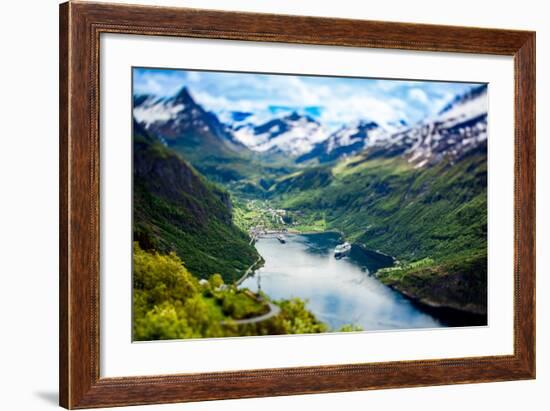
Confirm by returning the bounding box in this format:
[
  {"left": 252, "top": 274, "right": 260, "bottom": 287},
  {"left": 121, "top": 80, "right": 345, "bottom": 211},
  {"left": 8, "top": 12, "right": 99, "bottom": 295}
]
[{"left": 59, "top": 2, "right": 535, "bottom": 409}]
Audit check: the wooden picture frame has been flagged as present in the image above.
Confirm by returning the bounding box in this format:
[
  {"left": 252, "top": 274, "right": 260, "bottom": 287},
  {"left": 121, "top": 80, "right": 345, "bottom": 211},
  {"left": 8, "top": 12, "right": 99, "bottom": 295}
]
[{"left": 59, "top": 1, "right": 535, "bottom": 408}]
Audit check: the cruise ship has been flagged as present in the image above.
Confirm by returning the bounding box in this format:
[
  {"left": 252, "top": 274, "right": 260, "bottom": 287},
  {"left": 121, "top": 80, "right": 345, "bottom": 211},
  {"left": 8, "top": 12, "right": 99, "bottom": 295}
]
[
  {"left": 277, "top": 234, "right": 287, "bottom": 244},
  {"left": 334, "top": 242, "right": 351, "bottom": 258}
]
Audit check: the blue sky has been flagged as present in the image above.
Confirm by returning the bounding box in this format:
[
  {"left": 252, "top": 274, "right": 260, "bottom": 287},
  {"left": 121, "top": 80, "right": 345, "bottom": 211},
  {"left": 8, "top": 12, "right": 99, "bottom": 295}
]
[{"left": 133, "top": 67, "right": 482, "bottom": 130}]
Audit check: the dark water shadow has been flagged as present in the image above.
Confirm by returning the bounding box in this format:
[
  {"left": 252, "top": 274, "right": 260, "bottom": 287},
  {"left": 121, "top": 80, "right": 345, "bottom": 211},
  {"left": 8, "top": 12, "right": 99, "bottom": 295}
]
[
  {"left": 408, "top": 299, "right": 488, "bottom": 327},
  {"left": 347, "top": 244, "right": 486, "bottom": 328},
  {"left": 348, "top": 246, "right": 395, "bottom": 273}
]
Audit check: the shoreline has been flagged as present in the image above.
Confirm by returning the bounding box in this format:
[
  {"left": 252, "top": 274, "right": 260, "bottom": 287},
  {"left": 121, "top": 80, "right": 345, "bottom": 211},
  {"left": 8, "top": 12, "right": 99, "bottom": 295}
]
[
  {"left": 354, "top": 243, "right": 395, "bottom": 262},
  {"left": 242, "top": 229, "right": 486, "bottom": 328},
  {"left": 381, "top": 279, "right": 487, "bottom": 326},
  {"left": 347, "top": 238, "right": 487, "bottom": 326},
  {"left": 234, "top": 255, "right": 264, "bottom": 286},
  {"left": 285, "top": 228, "right": 342, "bottom": 236}
]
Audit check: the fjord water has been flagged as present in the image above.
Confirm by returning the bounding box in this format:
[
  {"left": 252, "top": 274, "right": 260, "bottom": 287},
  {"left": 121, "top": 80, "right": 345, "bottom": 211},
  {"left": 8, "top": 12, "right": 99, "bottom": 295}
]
[{"left": 240, "top": 232, "right": 442, "bottom": 331}]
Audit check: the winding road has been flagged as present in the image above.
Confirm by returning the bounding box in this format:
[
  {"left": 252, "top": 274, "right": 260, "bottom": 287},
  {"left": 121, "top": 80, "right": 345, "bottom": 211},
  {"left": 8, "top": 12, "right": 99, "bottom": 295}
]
[
  {"left": 225, "top": 234, "right": 285, "bottom": 326},
  {"left": 235, "top": 256, "right": 263, "bottom": 286},
  {"left": 221, "top": 302, "right": 281, "bottom": 326}
]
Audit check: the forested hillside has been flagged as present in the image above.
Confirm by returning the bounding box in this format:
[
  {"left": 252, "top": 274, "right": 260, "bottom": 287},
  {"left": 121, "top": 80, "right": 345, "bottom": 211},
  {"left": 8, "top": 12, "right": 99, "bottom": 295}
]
[{"left": 133, "top": 122, "right": 259, "bottom": 282}]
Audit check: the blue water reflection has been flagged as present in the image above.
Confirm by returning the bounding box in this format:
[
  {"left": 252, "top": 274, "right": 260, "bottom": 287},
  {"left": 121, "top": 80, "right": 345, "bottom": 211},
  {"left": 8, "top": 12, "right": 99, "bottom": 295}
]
[{"left": 240, "top": 233, "right": 442, "bottom": 331}]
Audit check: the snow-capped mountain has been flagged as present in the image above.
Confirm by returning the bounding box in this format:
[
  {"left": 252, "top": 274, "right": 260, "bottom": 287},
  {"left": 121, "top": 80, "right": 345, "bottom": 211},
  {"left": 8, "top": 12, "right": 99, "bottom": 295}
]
[
  {"left": 134, "top": 84, "right": 488, "bottom": 169},
  {"left": 232, "top": 112, "right": 329, "bottom": 156},
  {"left": 296, "top": 120, "right": 391, "bottom": 163},
  {"left": 366, "top": 84, "right": 488, "bottom": 167},
  {"left": 295, "top": 85, "right": 487, "bottom": 167},
  {"left": 438, "top": 84, "right": 488, "bottom": 117},
  {"left": 133, "top": 87, "right": 244, "bottom": 151}
]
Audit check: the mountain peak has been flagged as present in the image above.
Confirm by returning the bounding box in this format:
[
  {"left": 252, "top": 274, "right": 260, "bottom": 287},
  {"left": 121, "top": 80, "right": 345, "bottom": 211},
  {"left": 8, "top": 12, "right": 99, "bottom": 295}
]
[
  {"left": 284, "top": 111, "right": 318, "bottom": 125},
  {"left": 232, "top": 111, "right": 327, "bottom": 156},
  {"left": 438, "top": 84, "right": 488, "bottom": 116},
  {"left": 173, "top": 86, "right": 196, "bottom": 105},
  {"left": 286, "top": 111, "right": 302, "bottom": 121},
  {"left": 357, "top": 120, "right": 379, "bottom": 129}
]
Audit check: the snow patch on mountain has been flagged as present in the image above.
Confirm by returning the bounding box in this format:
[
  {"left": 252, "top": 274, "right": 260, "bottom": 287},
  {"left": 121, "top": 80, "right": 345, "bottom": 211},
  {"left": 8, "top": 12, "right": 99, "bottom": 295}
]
[
  {"left": 366, "top": 84, "right": 488, "bottom": 167},
  {"left": 133, "top": 83, "right": 488, "bottom": 168},
  {"left": 133, "top": 87, "right": 245, "bottom": 150},
  {"left": 325, "top": 121, "right": 388, "bottom": 153},
  {"left": 133, "top": 96, "right": 186, "bottom": 127},
  {"left": 296, "top": 119, "right": 406, "bottom": 164},
  {"left": 233, "top": 113, "right": 329, "bottom": 156}
]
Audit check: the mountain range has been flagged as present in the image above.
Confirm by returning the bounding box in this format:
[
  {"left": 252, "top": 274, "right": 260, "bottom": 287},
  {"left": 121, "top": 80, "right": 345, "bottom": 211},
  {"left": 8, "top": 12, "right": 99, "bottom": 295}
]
[
  {"left": 231, "top": 112, "right": 329, "bottom": 156},
  {"left": 133, "top": 84, "right": 488, "bottom": 170},
  {"left": 363, "top": 84, "right": 487, "bottom": 168}
]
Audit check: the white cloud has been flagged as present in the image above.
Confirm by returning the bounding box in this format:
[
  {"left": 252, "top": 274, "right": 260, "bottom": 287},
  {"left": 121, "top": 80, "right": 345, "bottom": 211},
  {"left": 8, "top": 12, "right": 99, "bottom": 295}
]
[
  {"left": 408, "top": 88, "right": 429, "bottom": 104},
  {"left": 319, "top": 94, "right": 405, "bottom": 127},
  {"left": 134, "top": 68, "right": 478, "bottom": 129},
  {"left": 192, "top": 77, "right": 409, "bottom": 130},
  {"left": 186, "top": 71, "right": 202, "bottom": 83},
  {"left": 133, "top": 70, "right": 187, "bottom": 96},
  {"left": 191, "top": 90, "right": 263, "bottom": 113},
  {"left": 283, "top": 77, "right": 331, "bottom": 105}
]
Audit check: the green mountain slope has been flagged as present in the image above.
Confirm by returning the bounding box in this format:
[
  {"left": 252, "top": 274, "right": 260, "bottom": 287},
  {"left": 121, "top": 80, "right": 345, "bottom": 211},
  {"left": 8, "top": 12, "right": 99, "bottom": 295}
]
[
  {"left": 270, "top": 148, "right": 487, "bottom": 315},
  {"left": 133, "top": 123, "right": 259, "bottom": 282}
]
